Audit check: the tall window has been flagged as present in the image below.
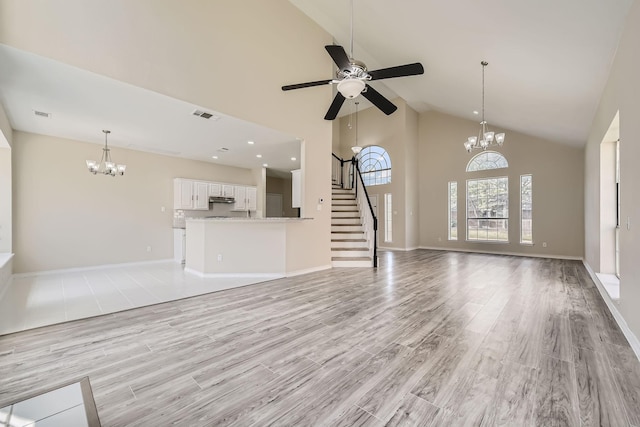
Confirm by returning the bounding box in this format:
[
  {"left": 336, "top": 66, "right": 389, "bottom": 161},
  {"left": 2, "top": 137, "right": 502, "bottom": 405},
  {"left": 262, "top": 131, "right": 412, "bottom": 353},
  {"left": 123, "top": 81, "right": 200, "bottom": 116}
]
[
  {"left": 520, "top": 175, "right": 533, "bottom": 244},
  {"left": 448, "top": 182, "right": 457, "bottom": 240},
  {"left": 384, "top": 193, "right": 393, "bottom": 242},
  {"left": 466, "top": 177, "right": 509, "bottom": 242},
  {"left": 357, "top": 146, "right": 391, "bottom": 186}
]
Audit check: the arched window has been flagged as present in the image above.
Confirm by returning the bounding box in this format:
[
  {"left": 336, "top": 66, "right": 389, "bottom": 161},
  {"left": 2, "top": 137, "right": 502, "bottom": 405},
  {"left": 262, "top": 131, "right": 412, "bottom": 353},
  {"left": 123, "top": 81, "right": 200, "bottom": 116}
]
[
  {"left": 466, "top": 151, "right": 508, "bottom": 172},
  {"left": 357, "top": 146, "right": 391, "bottom": 186}
]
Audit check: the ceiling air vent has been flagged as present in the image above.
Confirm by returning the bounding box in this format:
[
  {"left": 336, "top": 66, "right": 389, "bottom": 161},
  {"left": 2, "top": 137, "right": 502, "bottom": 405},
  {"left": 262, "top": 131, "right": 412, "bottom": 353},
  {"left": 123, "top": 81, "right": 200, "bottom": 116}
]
[
  {"left": 34, "top": 110, "right": 51, "bottom": 118},
  {"left": 192, "top": 109, "right": 220, "bottom": 120}
]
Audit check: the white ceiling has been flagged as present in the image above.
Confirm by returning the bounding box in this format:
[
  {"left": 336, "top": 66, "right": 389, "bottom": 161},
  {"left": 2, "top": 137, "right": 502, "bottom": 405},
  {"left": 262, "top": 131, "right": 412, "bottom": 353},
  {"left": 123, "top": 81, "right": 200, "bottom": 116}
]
[
  {"left": 290, "top": 0, "right": 633, "bottom": 146},
  {"left": 0, "top": 44, "right": 301, "bottom": 173},
  {"left": 0, "top": 0, "right": 633, "bottom": 161}
]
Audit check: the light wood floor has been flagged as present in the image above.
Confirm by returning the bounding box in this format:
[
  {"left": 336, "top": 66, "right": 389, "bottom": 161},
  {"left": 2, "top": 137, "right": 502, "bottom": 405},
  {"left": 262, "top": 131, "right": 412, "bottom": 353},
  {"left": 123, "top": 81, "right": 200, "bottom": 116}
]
[{"left": 1, "top": 250, "right": 639, "bottom": 426}]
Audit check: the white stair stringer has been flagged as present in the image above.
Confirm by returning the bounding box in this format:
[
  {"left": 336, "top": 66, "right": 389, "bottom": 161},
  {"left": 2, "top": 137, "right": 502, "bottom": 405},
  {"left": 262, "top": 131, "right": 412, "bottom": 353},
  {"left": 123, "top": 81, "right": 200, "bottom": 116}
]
[{"left": 331, "top": 188, "right": 374, "bottom": 268}]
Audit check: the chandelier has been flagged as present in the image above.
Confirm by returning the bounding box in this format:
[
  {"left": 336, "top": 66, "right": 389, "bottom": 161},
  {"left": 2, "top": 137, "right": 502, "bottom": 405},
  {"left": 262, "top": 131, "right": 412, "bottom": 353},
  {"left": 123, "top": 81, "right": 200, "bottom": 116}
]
[
  {"left": 464, "top": 61, "right": 505, "bottom": 153},
  {"left": 350, "top": 101, "right": 362, "bottom": 154},
  {"left": 86, "top": 130, "right": 126, "bottom": 176}
]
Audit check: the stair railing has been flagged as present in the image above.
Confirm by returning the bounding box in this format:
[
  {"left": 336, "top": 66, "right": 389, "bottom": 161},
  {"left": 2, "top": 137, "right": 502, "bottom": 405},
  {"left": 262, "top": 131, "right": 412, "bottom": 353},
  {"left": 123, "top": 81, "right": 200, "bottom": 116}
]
[
  {"left": 352, "top": 158, "right": 378, "bottom": 267},
  {"left": 331, "top": 152, "right": 377, "bottom": 267},
  {"left": 331, "top": 153, "right": 345, "bottom": 188}
]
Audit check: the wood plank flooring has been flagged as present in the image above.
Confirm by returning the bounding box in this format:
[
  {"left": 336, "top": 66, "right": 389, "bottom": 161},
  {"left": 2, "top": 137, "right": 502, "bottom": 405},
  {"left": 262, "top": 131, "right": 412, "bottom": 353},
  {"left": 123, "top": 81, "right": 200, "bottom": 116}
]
[{"left": 1, "top": 250, "right": 639, "bottom": 426}]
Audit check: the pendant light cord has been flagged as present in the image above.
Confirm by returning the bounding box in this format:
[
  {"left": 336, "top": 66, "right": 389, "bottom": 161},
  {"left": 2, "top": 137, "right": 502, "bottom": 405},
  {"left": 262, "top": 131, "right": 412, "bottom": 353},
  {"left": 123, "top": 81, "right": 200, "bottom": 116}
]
[{"left": 350, "top": 0, "right": 354, "bottom": 59}]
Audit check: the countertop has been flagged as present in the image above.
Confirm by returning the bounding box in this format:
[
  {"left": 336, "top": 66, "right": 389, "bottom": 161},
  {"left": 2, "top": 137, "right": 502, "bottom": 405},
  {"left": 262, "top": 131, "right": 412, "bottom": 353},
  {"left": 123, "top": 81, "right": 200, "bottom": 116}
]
[{"left": 186, "top": 217, "right": 312, "bottom": 223}]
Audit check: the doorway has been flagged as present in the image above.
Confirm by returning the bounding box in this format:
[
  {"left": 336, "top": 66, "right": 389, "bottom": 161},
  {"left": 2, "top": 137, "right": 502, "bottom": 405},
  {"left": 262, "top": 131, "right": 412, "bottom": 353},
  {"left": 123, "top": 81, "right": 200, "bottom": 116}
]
[{"left": 266, "top": 193, "right": 283, "bottom": 217}]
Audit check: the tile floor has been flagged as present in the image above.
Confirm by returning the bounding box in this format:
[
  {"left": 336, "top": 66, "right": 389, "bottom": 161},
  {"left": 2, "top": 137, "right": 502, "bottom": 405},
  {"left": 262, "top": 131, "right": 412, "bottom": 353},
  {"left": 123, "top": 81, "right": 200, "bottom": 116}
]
[{"left": 0, "top": 261, "right": 279, "bottom": 336}]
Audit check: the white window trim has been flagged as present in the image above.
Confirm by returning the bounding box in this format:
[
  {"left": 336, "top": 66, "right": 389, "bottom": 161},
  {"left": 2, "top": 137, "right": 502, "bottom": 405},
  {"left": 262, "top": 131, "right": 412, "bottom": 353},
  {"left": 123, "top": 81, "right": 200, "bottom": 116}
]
[{"left": 465, "top": 176, "right": 509, "bottom": 243}]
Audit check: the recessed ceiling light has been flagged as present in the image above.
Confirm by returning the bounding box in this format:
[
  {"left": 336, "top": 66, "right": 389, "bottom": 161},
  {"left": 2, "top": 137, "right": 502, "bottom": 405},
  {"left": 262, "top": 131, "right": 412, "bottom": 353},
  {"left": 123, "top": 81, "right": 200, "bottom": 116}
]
[
  {"left": 291, "top": 157, "right": 297, "bottom": 161},
  {"left": 248, "top": 141, "right": 255, "bottom": 145},
  {"left": 212, "top": 155, "right": 218, "bottom": 159},
  {"left": 263, "top": 163, "right": 268, "bottom": 167},
  {"left": 473, "top": 110, "right": 479, "bottom": 115},
  {"left": 256, "top": 154, "right": 262, "bottom": 158}
]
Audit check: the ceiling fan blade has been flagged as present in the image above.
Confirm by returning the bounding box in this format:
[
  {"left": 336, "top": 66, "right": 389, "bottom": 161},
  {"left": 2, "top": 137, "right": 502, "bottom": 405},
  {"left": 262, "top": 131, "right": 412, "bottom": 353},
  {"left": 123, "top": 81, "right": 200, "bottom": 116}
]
[
  {"left": 325, "top": 45, "right": 351, "bottom": 71},
  {"left": 362, "top": 84, "right": 397, "bottom": 115},
  {"left": 324, "top": 92, "right": 346, "bottom": 120},
  {"left": 369, "top": 63, "right": 424, "bottom": 81},
  {"left": 282, "top": 79, "right": 334, "bottom": 91}
]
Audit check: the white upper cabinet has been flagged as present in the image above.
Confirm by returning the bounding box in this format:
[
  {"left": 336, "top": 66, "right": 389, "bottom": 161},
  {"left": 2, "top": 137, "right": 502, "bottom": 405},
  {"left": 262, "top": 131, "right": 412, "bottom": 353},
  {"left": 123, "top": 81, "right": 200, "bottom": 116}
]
[
  {"left": 222, "top": 185, "right": 235, "bottom": 198},
  {"left": 193, "top": 181, "right": 209, "bottom": 210},
  {"left": 246, "top": 186, "right": 257, "bottom": 211},
  {"left": 291, "top": 169, "right": 302, "bottom": 208},
  {"left": 233, "top": 185, "right": 247, "bottom": 210},
  {"left": 174, "top": 178, "right": 211, "bottom": 210},
  {"left": 209, "top": 183, "right": 222, "bottom": 197}
]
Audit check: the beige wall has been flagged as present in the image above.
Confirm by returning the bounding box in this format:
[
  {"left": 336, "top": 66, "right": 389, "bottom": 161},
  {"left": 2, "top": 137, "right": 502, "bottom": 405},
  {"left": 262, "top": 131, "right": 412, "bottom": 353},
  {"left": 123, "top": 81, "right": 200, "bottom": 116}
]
[
  {"left": 418, "top": 110, "right": 584, "bottom": 258},
  {"left": 585, "top": 1, "right": 640, "bottom": 340},
  {"left": 0, "top": 102, "right": 12, "bottom": 253},
  {"left": 337, "top": 100, "right": 419, "bottom": 250},
  {"left": 1, "top": 0, "right": 335, "bottom": 273},
  {"left": 12, "top": 131, "right": 256, "bottom": 273}
]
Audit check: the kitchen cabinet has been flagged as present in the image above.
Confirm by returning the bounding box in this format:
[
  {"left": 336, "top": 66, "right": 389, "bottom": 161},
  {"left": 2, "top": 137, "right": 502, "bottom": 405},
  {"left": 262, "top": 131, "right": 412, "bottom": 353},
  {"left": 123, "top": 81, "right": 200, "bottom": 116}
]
[
  {"left": 232, "top": 185, "right": 257, "bottom": 211},
  {"left": 209, "top": 183, "right": 221, "bottom": 197},
  {"left": 291, "top": 169, "right": 302, "bottom": 208},
  {"left": 173, "top": 178, "right": 209, "bottom": 210},
  {"left": 194, "top": 181, "right": 209, "bottom": 210},
  {"left": 222, "top": 185, "right": 235, "bottom": 198},
  {"left": 233, "top": 185, "right": 247, "bottom": 210},
  {"left": 246, "top": 186, "right": 257, "bottom": 211}
]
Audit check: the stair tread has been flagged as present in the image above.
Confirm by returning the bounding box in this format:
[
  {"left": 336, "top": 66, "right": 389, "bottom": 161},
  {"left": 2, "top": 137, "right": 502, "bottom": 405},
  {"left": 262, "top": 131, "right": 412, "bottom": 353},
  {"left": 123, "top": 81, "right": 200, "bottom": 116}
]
[
  {"left": 332, "top": 239, "right": 367, "bottom": 242},
  {"left": 331, "top": 257, "right": 372, "bottom": 261},
  {"left": 331, "top": 247, "right": 369, "bottom": 251},
  {"left": 332, "top": 231, "right": 364, "bottom": 234}
]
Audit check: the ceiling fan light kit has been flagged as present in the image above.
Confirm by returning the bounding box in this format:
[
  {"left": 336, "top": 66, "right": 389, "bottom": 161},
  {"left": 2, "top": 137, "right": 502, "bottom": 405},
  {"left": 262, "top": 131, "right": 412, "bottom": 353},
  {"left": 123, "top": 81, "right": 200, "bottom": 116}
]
[
  {"left": 281, "top": 0, "right": 424, "bottom": 120},
  {"left": 86, "top": 130, "right": 126, "bottom": 176},
  {"left": 337, "top": 79, "right": 366, "bottom": 99},
  {"left": 464, "top": 61, "right": 505, "bottom": 153}
]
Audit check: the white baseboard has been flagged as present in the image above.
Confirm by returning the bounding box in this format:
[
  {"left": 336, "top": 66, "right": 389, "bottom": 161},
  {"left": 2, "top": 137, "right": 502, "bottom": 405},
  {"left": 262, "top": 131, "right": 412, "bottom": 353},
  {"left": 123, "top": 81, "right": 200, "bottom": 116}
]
[
  {"left": 378, "top": 246, "right": 419, "bottom": 252},
  {"left": 417, "top": 246, "right": 583, "bottom": 261},
  {"left": 184, "top": 268, "right": 284, "bottom": 280},
  {"left": 286, "top": 264, "right": 332, "bottom": 277},
  {"left": 12, "top": 258, "right": 175, "bottom": 278},
  {"left": 583, "top": 260, "right": 640, "bottom": 362}
]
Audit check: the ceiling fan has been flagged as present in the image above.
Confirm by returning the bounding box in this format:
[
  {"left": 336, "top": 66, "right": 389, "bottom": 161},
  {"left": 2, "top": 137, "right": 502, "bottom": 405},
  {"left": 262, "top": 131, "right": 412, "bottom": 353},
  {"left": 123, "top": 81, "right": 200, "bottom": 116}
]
[{"left": 281, "top": 0, "right": 424, "bottom": 120}]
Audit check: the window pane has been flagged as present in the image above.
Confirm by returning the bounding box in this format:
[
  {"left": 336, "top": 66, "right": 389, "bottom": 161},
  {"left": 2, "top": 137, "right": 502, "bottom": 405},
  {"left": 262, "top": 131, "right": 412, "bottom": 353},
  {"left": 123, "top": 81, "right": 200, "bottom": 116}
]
[
  {"left": 466, "top": 177, "right": 509, "bottom": 242},
  {"left": 384, "top": 193, "right": 392, "bottom": 242},
  {"left": 448, "top": 182, "right": 457, "bottom": 240},
  {"left": 357, "top": 146, "right": 391, "bottom": 186},
  {"left": 520, "top": 175, "right": 532, "bottom": 244},
  {"left": 466, "top": 151, "right": 508, "bottom": 172}
]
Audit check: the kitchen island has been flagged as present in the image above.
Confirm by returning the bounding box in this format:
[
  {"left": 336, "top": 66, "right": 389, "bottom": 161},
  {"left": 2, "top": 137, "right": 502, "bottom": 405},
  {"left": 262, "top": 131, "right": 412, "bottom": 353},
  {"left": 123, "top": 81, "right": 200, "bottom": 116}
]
[{"left": 185, "top": 217, "right": 314, "bottom": 277}]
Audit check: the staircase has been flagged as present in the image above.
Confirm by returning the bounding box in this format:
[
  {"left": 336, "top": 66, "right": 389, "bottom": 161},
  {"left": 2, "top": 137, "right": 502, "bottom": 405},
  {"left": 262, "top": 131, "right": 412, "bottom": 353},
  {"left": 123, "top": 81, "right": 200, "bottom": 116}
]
[{"left": 331, "top": 185, "right": 374, "bottom": 267}]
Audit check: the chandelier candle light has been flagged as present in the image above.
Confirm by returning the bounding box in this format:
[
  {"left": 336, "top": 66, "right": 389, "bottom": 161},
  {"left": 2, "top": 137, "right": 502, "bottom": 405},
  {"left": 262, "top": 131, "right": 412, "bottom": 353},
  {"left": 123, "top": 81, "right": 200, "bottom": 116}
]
[
  {"left": 86, "top": 130, "right": 126, "bottom": 176},
  {"left": 464, "top": 61, "right": 505, "bottom": 153}
]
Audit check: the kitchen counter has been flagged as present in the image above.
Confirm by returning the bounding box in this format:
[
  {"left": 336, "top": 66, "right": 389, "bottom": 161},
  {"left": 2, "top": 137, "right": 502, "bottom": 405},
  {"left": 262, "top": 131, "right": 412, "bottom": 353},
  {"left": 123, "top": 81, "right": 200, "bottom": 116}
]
[
  {"left": 187, "top": 217, "right": 312, "bottom": 223},
  {"left": 184, "top": 217, "right": 316, "bottom": 276}
]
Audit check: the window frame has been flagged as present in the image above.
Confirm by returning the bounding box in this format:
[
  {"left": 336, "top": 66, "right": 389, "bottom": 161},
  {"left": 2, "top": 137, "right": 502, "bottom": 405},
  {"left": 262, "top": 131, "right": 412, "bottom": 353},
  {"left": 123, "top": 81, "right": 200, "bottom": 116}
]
[
  {"left": 448, "top": 181, "right": 457, "bottom": 240},
  {"left": 465, "top": 176, "right": 509, "bottom": 243},
  {"left": 520, "top": 174, "right": 533, "bottom": 245},
  {"left": 384, "top": 193, "right": 393, "bottom": 243},
  {"left": 357, "top": 146, "right": 392, "bottom": 186}
]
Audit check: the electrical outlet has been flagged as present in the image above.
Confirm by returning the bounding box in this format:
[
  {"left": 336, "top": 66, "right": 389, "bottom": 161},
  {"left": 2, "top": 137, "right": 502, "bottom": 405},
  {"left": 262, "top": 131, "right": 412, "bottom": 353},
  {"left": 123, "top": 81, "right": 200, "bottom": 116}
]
[
  {"left": 217, "top": 254, "right": 223, "bottom": 262},
  {"left": 542, "top": 242, "right": 547, "bottom": 248},
  {"left": 146, "top": 246, "right": 152, "bottom": 252}
]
